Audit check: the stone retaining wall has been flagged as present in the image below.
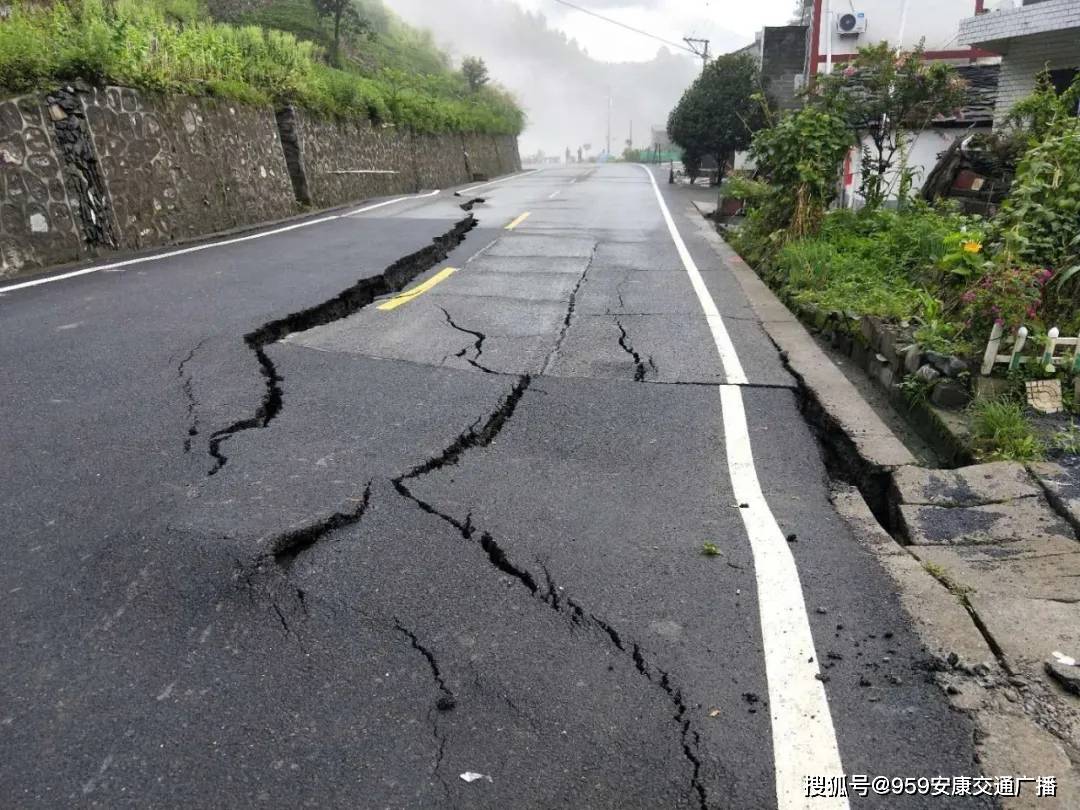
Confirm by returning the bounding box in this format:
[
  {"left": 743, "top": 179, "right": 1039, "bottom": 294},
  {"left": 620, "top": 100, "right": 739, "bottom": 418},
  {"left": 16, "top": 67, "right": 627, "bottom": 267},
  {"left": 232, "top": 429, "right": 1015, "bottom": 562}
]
[
  {"left": 82, "top": 87, "right": 295, "bottom": 250},
  {"left": 0, "top": 95, "right": 83, "bottom": 275},
  {"left": 0, "top": 85, "right": 522, "bottom": 280}
]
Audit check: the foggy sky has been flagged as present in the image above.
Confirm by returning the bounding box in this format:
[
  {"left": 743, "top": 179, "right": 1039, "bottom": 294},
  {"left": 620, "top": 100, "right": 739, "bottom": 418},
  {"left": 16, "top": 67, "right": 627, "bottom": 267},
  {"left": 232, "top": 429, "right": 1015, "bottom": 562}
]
[
  {"left": 508, "top": 0, "right": 794, "bottom": 62},
  {"left": 383, "top": 0, "right": 723, "bottom": 157}
]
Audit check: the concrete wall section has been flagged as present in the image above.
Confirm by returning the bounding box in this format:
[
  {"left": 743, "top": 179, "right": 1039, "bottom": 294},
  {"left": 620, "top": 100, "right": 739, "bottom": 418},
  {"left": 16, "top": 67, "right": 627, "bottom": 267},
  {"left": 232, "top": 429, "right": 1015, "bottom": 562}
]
[
  {"left": 463, "top": 134, "right": 501, "bottom": 180},
  {"left": 82, "top": 87, "right": 295, "bottom": 250},
  {"left": 960, "top": 0, "right": 1080, "bottom": 49},
  {"left": 843, "top": 127, "right": 992, "bottom": 206},
  {"left": 761, "top": 26, "right": 809, "bottom": 113},
  {"left": 0, "top": 95, "right": 83, "bottom": 277},
  {"left": 502, "top": 135, "right": 523, "bottom": 175}
]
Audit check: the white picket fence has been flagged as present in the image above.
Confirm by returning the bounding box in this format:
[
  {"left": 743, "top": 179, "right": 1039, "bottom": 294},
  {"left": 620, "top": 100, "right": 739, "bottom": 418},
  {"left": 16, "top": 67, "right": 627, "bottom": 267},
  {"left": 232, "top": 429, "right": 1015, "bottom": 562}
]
[{"left": 980, "top": 323, "right": 1080, "bottom": 376}]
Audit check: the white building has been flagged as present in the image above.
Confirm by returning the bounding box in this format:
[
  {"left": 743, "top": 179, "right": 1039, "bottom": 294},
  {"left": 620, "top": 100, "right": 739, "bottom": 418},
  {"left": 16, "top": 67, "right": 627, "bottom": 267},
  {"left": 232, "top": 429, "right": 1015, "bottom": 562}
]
[
  {"left": 802, "top": 0, "right": 1002, "bottom": 205},
  {"left": 808, "top": 0, "right": 998, "bottom": 76}
]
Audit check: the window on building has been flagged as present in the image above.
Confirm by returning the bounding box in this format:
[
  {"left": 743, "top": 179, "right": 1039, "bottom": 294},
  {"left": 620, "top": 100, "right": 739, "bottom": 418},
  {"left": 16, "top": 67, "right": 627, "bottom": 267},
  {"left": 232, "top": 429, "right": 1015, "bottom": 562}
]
[{"left": 1049, "top": 68, "right": 1080, "bottom": 117}]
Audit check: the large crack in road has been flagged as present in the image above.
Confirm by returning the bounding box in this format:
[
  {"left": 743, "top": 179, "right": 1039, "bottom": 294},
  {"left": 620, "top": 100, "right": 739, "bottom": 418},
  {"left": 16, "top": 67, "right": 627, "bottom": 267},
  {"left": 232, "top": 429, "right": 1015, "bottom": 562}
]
[
  {"left": 391, "top": 380, "right": 710, "bottom": 810},
  {"left": 205, "top": 215, "right": 477, "bottom": 475},
  {"left": 439, "top": 306, "right": 498, "bottom": 375},
  {"left": 177, "top": 338, "right": 208, "bottom": 453},
  {"left": 201, "top": 221, "right": 709, "bottom": 807}
]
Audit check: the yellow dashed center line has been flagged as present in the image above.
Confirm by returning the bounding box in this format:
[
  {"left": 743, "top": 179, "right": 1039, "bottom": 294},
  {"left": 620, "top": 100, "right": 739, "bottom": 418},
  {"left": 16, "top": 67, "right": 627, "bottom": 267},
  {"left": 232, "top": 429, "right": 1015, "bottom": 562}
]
[
  {"left": 377, "top": 267, "right": 458, "bottom": 311},
  {"left": 505, "top": 211, "right": 531, "bottom": 230}
]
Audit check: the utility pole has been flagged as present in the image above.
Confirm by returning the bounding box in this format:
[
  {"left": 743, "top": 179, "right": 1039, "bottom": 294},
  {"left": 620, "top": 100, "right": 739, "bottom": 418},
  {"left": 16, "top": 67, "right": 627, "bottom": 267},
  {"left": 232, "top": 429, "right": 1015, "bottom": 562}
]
[
  {"left": 606, "top": 88, "right": 612, "bottom": 159},
  {"left": 683, "top": 37, "right": 710, "bottom": 73}
]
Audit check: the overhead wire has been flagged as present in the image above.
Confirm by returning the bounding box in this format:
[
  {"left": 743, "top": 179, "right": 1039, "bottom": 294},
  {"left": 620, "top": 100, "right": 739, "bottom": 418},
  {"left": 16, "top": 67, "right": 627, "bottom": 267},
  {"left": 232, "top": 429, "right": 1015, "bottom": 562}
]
[{"left": 548, "top": 0, "right": 699, "bottom": 55}]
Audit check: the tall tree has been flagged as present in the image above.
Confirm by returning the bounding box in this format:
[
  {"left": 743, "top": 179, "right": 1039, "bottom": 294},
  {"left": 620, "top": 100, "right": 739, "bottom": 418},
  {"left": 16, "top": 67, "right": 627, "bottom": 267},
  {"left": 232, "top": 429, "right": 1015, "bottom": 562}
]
[
  {"left": 461, "top": 56, "right": 489, "bottom": 92},
  {"left": 667, "top": 53, "right": 765, "bottom": 183},
  {"left": 311, "top": 0, "right": 365, "bottom": 66}
]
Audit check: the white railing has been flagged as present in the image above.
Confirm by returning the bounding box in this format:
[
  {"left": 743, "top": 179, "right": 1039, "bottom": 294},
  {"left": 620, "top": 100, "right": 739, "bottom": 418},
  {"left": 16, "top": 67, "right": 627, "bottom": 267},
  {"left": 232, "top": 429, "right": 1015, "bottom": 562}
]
[{"left": 980, "top": 323, "right": 1080, "bottom": 375}]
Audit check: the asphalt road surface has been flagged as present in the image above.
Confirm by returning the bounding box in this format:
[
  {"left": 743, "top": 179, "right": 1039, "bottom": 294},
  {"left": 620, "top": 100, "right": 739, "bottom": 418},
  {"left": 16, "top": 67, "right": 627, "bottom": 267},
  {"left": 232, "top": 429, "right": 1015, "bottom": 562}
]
[{"left": 1, "top": 165, "right": 992, "bottom": 809}]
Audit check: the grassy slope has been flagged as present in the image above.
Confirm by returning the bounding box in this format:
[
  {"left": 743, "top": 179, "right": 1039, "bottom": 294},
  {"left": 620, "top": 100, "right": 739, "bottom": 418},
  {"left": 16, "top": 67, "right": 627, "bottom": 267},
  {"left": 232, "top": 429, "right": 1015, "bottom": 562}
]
[{"left": 0, "top": 0, "right": 523, "bottom": 135}]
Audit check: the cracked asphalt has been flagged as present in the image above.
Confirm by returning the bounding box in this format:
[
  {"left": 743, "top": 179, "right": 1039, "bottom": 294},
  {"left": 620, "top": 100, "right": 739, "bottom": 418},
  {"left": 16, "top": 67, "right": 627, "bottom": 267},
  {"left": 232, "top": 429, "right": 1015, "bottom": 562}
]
[{"left": 1, "top": 165, "right": 992, "bottom": 808}]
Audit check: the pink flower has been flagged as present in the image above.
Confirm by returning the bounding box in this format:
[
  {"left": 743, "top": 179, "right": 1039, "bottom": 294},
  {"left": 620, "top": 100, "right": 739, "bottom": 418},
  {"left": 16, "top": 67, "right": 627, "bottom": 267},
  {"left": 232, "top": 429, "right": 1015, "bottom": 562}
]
[
  {"left": 994, "top": 317, "right": 1005, "bottom": 326},
  {"left": 843, "top": 65, "right": 856, "bottom": 78}
]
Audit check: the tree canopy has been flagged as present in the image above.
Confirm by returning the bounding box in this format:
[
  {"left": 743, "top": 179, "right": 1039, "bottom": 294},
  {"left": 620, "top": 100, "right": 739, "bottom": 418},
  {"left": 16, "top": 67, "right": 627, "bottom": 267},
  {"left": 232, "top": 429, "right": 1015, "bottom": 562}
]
[
  {"left": 462, "top": 56, "right": 489, "bottom": 92},
  {"left": 310, "top": 0, "right": 368, "bottom": 66},
  {"left": 667, "top": 53, "right": 765, "bottom": 179}
]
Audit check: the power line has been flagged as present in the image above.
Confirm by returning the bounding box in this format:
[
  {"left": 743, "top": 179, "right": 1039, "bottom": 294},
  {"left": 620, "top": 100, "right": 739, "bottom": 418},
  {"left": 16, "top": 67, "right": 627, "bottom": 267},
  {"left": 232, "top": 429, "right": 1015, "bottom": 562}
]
[{"left": 549, "top": 0, "right": 698, "bottom": 56}]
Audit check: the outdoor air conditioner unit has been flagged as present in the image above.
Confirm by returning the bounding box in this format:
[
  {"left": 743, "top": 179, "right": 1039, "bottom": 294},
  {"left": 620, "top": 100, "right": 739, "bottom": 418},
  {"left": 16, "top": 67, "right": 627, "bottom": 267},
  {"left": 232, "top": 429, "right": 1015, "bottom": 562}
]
[{"left": 836, "top": 12, "right": 867, "bottom": 35}]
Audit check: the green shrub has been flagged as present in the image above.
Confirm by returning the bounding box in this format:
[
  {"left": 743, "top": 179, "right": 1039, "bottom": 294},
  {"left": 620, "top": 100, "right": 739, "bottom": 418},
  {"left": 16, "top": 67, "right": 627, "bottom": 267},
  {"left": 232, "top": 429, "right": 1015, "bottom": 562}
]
[
  {"left": 760, "top": 204, "right": 980, "bottom": 325},
  {"left": 995, "top": 118, "right": 1080, "bottom": 272},
  {"left": 774, "top": 237, "right": 924, "bottom": 319}
]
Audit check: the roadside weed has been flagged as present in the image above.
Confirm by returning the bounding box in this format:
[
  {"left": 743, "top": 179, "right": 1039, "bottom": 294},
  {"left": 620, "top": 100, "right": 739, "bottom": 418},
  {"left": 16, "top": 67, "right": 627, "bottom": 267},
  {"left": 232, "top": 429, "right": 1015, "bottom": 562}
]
[{"left": 969, "top": 398, "right": 1045, "bottom": 461}]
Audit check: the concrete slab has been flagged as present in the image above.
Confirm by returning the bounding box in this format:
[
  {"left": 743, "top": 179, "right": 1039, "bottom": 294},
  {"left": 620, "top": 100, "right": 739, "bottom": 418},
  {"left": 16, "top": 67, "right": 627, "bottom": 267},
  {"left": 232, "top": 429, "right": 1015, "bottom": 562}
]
[
  {"left": 1030, "top": 458, "right": 1080, "bottom": 532},
  {"left": 912, "top": 538, "right": 1080, "bottom": 601},
  {"left": 977, "top": 713, "right": 1080, "bottom": 810},
  {"left": 484, "top": 234, "right": 595, "bottom": 258},
  {"left": 1046, "top": 658, "right": 1080, "bottom": 696},
  {"left": 574, "top": 270, "right": 706, "bottom": 316},
  {"left": 546, "top": 313, "right": 725, "bottom": 384},
  {"left": 968, "top": 595, "right": 1080, "bottom": 667},
  {"left": 893, "top": 462, "right": 1042, "bottom": 507},
  {"left": 466, "top": 255, "right": 592, "bottom": 275},
  {"left": 424, "top": 269, "right": 578, "bottom": 302},
  {"left": 899, "top": 497, "right": 1073, "bottom": 546}
]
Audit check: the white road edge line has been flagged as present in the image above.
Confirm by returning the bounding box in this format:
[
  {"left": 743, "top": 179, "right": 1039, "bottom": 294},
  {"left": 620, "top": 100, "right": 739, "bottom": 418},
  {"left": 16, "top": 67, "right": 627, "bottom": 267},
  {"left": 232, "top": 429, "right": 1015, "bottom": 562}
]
[
  {"left": 0, "top": 189, "right": 442, "bottom": 295},
  {"left": 457, "top": 168, "right": 543, "bottom": 195},
  {"left": 638, "top": 167, "right": 745, "bottom": 384},
  {"left": 639, "top": 164, "right": 849, "bottom": 810}
]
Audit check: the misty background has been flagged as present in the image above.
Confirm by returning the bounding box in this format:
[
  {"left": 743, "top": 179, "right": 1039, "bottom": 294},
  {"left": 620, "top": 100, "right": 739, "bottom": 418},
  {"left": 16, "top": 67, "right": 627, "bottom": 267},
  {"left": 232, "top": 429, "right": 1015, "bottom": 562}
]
[{"left": 383, "top": 0, "right": 752, "bottom": 158}]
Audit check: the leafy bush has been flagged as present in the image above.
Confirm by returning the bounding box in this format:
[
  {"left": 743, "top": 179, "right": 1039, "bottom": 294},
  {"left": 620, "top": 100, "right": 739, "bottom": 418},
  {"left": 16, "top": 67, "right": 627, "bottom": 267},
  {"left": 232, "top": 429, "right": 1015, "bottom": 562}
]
[
  {"left": 995, "top": 118, "right": 1080, "bottom": 271},
  {"left": 0, "top": 0, "right": 524, "bottom": 135},
  {"left": 749, "top": 107, "right": 854, "bottom": 237},
  {"left": 667, "top": 52, "right": 764, "bottom": 175},
  {"left": 810, "top": 43, "right": 966, "bottom": 209}
]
